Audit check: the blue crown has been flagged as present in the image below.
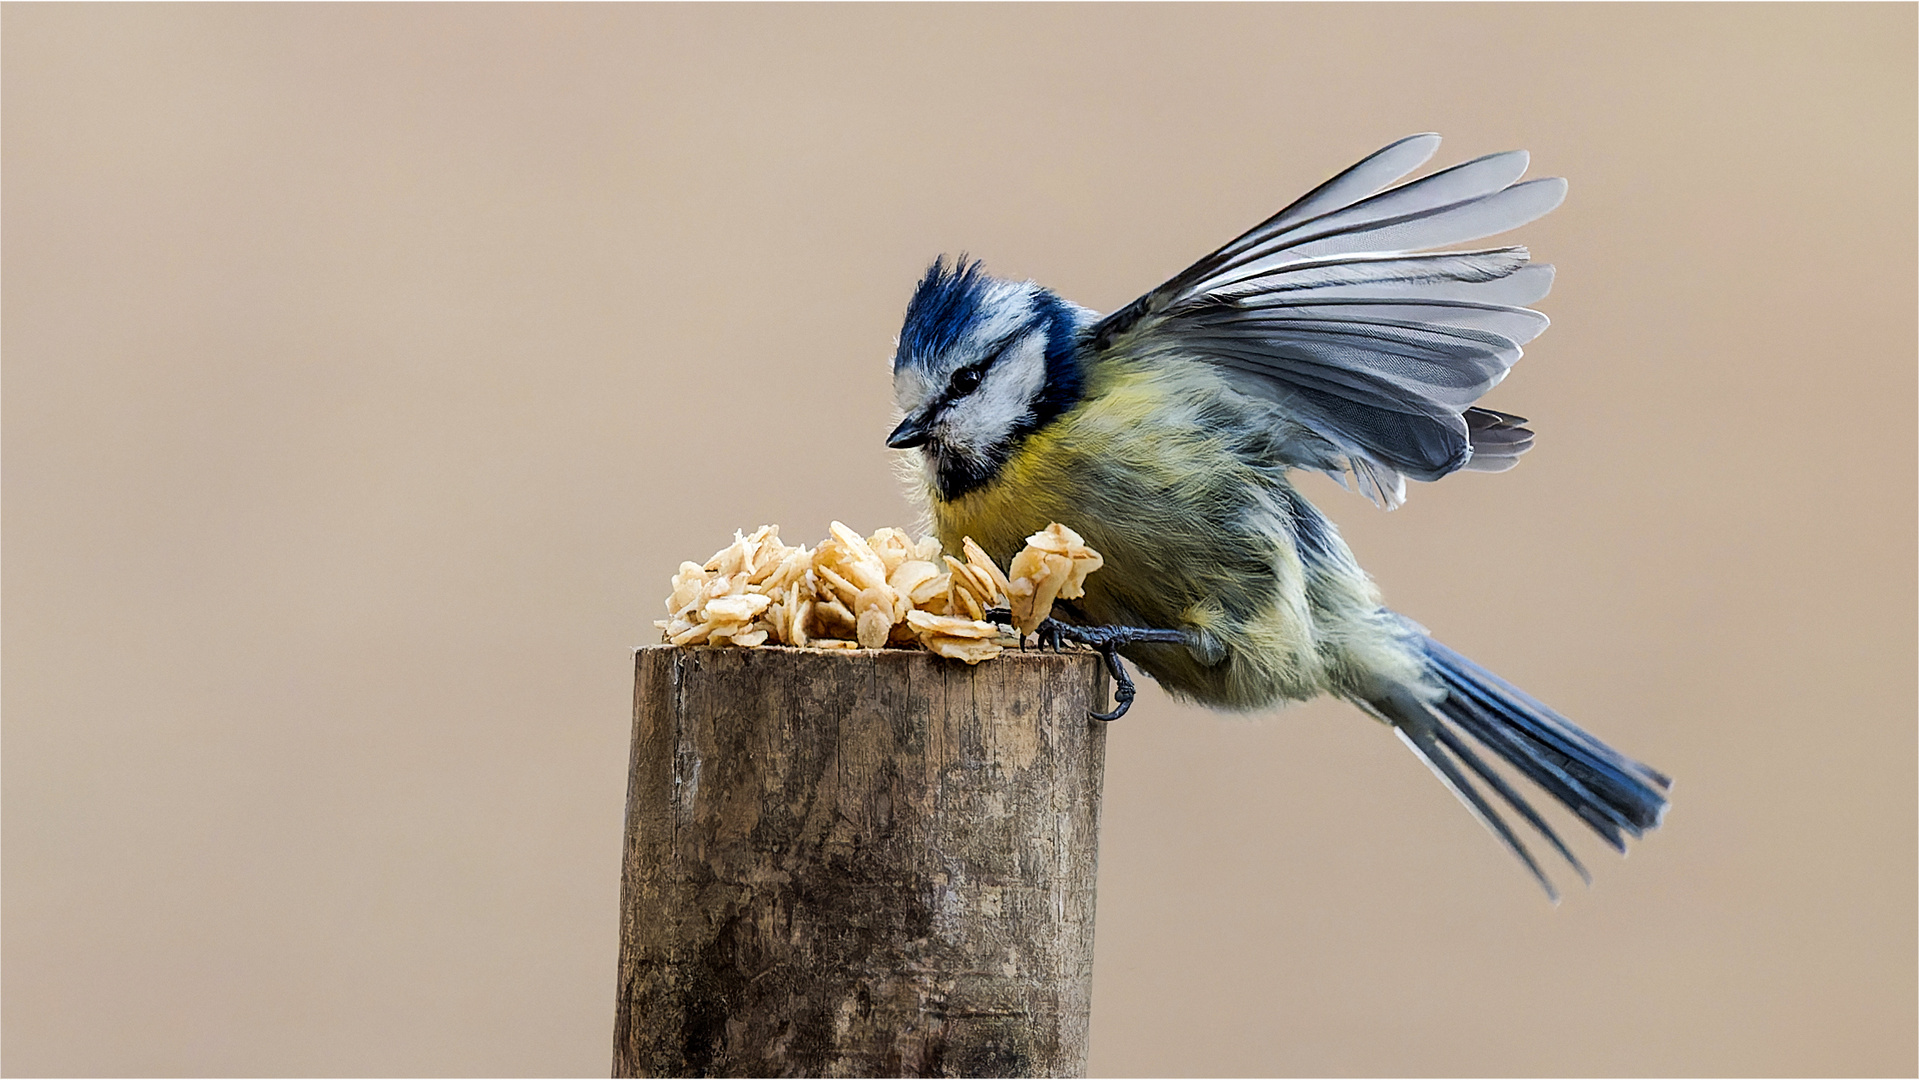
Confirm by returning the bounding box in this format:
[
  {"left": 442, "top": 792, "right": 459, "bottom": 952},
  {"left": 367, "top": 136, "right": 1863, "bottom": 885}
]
[{"left": 896, "top": 256, "right": 992, "bottom": 371}]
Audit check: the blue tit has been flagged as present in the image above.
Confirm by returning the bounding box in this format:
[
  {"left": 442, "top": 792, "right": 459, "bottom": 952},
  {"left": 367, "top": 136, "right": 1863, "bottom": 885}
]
[{"left": 884, "top": 134, "right": 1669, "bottom": 897}]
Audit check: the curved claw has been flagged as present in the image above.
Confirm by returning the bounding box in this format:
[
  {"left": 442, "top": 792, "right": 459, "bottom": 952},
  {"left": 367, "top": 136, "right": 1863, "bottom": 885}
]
[
  {"left": 980, "top": 612, "right": 1178, "bottom": 720},
  {"left": 1037, "top": 622, "right": 1068, "bottom": 653},
  {"left": 1089, "top": 647, "right": 1136, "bottom": 722}
]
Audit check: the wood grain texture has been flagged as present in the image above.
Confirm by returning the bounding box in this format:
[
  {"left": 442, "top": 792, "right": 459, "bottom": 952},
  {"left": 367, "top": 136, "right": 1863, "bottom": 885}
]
[{"left": 614, "top": 645, "right": 1110, "bottom": 1078}]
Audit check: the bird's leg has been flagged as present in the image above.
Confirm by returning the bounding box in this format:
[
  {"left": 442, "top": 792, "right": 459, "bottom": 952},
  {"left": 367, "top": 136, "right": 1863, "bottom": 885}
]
[
  {"left": 1050, "top": 623, "right": 1189, "bottom": 721},
  {"left": 983, "top": 608, "right": 1190, "bottom": 721}
]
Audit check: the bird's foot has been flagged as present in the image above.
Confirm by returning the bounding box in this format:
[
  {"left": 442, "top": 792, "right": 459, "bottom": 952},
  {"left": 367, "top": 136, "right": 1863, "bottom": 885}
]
[{"left": 983, "top": 609, "right": 1188, "bottom": 721}]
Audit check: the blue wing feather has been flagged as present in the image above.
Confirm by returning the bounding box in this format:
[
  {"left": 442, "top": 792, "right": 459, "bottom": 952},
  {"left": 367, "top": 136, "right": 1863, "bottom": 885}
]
[{"left": 1091, "top": 136, "right": 1566, "bottom": 507}]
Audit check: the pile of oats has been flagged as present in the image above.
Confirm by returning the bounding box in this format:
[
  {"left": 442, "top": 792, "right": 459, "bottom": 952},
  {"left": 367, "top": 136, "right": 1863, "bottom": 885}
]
[
  {"left": 1006, "top": 522, "right": 1105, "bottom": 638},
  {"left": 656, "top": 522, "right": 1102, "bottom": 664}
]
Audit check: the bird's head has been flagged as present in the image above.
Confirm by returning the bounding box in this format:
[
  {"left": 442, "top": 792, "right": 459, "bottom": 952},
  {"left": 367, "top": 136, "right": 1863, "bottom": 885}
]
[{"left": 887, "top": 257, "right": 1092, "bottom": 500}]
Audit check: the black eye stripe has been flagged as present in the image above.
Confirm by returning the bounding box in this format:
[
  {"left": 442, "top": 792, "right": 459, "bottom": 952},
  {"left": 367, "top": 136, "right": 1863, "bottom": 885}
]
[{"left": 942, "top": 326, "right": 1028, "bottom": 402}]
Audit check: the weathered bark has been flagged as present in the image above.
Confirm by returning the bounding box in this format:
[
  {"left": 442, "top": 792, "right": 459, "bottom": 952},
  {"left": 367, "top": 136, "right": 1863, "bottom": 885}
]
[{"left": 614, "top": 645, "right": 1110, "bottom": 1078}]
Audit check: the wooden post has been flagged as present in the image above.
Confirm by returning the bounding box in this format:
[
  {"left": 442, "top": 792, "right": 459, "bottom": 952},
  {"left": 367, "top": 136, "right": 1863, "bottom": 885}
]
[{"left": 614, "top": 645, "right": 1110, "bottom": 1078}]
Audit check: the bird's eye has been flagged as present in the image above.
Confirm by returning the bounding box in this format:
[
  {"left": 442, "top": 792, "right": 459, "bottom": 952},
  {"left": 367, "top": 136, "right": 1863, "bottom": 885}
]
[{"left": 950, "top": 366, "right": 984, "bottom": 396}]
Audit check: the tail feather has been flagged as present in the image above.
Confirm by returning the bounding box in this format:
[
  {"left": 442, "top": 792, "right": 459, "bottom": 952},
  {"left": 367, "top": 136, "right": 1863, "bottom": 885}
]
[
  {"left": 1366, "top": 623, "right": 1672, "bottom": 897},
  {"left": 1390, "top": 714, "right": 1562, "bottom": 901},
  {"left": 1428, "top": 719, "right": 1591, "bottom": 885},
  {"left": 1427, "top": 636, "right": 1671, "bottom": 829},
  {"left": 1432, "top": 666, "right": 1636, "bottom": 849}
]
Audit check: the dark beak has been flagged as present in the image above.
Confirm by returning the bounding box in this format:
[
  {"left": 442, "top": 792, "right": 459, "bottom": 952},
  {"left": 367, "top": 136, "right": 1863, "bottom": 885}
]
[{"left": 886, "top": 413, "right": 932, "bottom": 449}]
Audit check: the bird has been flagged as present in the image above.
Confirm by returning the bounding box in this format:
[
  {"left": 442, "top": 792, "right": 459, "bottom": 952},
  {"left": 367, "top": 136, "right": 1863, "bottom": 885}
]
[{"left": 883, "top": 133, "right": 1670, "bottom": 898}]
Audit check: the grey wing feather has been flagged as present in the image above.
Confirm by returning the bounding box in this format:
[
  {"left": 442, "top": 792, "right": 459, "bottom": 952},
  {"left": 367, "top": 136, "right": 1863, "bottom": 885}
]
[
  {"left": 1228, "top": 299, "right": 1550, "bottom": 345},
  {"left": 1460, "top": 408, "right": 1535, "bottom": 473},
  {"left": 1092, "top": 135, "right": 1564, "bottom": 508},
  {"left": 1279, "top": 259, "right": 1556, "bottom": 307},
  {"left": 1212, "top": 133, "right": 1443, "bottom": 263},
  {"left": 1206, "top": 151, "right": 1539, "bottom": 290}
]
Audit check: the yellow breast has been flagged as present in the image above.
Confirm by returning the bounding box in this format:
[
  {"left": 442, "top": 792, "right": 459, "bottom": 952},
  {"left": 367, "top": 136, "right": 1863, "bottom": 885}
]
[
  {"left": 924, "top": 362, "right": 1210, "bottom": 566},
  {"left": 914, "top": 358, "right": 1352, "bottom": 708}
]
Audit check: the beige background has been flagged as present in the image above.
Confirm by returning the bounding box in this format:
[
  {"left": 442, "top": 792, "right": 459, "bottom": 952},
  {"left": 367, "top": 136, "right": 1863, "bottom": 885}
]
[{"left": 5, "top": 4, "right": 1913, "bottom": 1076}]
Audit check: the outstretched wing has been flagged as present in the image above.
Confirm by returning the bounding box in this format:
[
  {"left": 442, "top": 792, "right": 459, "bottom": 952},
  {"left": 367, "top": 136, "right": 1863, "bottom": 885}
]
[{"left": 1090, "top": 134, "right": 1566, "bottom": 508}]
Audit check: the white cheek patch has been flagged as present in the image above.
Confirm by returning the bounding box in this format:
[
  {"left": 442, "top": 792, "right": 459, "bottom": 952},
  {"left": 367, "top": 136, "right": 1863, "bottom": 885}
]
[
  {"left": 940, "top": 332, "right": 1048, "bottom": 456},
  {"left": 893, "top": 364, "right": 940, "bottom": 415}
]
